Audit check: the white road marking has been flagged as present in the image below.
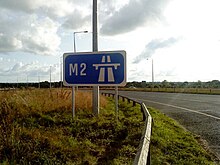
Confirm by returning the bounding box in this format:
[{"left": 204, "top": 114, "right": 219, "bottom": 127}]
[
  {"left": 134, "top": 98, "right": 220, "bottom": 120},
  {"left": 144, "top": 95, "right": 220, "bottom": 105}
]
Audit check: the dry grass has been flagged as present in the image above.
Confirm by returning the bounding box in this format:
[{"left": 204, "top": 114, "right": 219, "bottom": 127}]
[
  {"left": 0, "top": 88, "right": 108, "bottom": 164},
  {"left": 0, "top": 88, "right": 142, "bottom": 164},
  {"left": 0, "top": 88, "right": 107, "bottom": 114}
]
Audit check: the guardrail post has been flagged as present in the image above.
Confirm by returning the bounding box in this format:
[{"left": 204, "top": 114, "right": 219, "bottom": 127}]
[
  {"left": 128, "top": 98, "right": 131, "bottom": 103},
  {"left": 133, "top": 101, "right": 136, "bottom": 107},
  {"left": 147, "top": 146, "right": 151, "bottom": 165},
  {"left": 141, "top": 106, "right": 146, "bottom": 121},
  {"left": 122, "top": 97, "right": 125, "bottom": 102}
]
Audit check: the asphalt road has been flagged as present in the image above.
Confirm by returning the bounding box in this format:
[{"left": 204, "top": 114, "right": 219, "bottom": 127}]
[{"left": 116, "top": 91, "right": 220, "bottom": 160}]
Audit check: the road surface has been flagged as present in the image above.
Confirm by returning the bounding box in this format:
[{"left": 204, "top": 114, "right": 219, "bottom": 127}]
[{"left": 116, "top": 91, "right": 220, "bottom": 160}]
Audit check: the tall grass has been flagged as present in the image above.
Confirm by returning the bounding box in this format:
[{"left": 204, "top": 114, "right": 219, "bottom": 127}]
[
  {"left": 0, "top": 88, "right": 107, "bottom": 113},
  {"left": 0, "top": 89, "right": 143, "bottom": 164},
  {"left": 0, "top": 88, "right": 108, "bottom": 164}
]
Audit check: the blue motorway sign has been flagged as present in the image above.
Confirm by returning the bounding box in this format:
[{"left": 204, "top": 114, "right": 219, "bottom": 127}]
[{"left": 63, "top": 51, "right": 126, "bottom": 86}]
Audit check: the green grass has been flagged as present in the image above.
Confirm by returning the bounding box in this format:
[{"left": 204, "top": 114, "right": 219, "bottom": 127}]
[
  {"left": 0, "top": 89, "right": 144, "bottom": 164},
  {"left": 149, "top": 107, "right": 217, "bottom": 164},
  {"left": 0, "top": 89, "right": 217, "bottom": 164}
]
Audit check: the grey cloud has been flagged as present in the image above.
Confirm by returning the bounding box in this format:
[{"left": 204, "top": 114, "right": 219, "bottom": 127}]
[
  {"left": 0, "top": 0, "right": 75, "bottom": 18},
  {"left": 0, "top": 0, "right": 37, "bottom": 13},
  {"left": 62, "top": 10, "right": 90, "bottom": 30},
  {"left": 100, "top": 0, "right": 171, "bottom": 35},
  {"left": 99, "top": 1, "right": 117, "bottom": 19},
  {"left": 0, "top": 35, "right": 22, "bottom": 52},
  {"left": 0, "top": 61, "right": 59, "bottom": 79},
  {"left": 11, "top": 62, "right": 23, "bottom": 71},
  {"left": 0, "top": 10, "right": 60, "bottom": 56},
  {"left": 0, "top": 1, "right": 91, "bottom": 55},
  {"left": 133, "top": 37, "right": 178, "bottom": 63}
]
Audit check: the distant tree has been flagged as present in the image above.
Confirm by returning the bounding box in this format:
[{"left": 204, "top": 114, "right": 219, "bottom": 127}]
[
  {"left": 209, "top": 80, "right": 220, "bottom": 88},
  {"left": 161, "top": 80, "right": 170, "bottom": 88},
  {"left": 40, "top": 81, "right": 50, "bottom": 88},
  {"left": 194, "top": 80, "right": 203, "bottom": 88},
  {"left": 181, "top": 81, "right": 189, "bottom": 88},
  {"left": 141, "top": 81, "right": 147, "bottom": 88}
]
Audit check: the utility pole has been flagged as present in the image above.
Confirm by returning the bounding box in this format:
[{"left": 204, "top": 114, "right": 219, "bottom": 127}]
[
  {"left": 38, "top": 73, "right": 40, "bottom": 88},
  {"left": 152, "top": 59, "right": 154, "bottom": 87},
  {"left": 50, "top": 66, "right": 52, "bottom": 89},
  {"left": 17, "top": 76, "right": 18, "bottom": 88},
  {"left": 92, "top": 0, "right": 99, "bottom": 116},
  {"left": 147, "top": 58, "right": 154, "bottom": 88},
  {"left": 27, "top": 75, "right": 28, "bottom": 88},
  {"left": 60, "top": 57, "right": 62, "bottom": 88}
]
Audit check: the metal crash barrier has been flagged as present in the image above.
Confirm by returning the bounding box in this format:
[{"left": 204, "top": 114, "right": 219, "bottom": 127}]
[{"left": 101, "top": 92, "right": 152, "bottom": 165}]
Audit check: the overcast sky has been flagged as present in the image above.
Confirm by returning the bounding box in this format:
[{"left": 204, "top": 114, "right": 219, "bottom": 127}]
[{"left": 1, "top": 0, "right": 220, "bottom": 83}]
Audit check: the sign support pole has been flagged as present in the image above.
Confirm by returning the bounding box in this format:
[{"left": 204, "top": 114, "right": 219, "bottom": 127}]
[
  {"left": 72, "top": 86, "right": 75, "bottom": 119},
  {"left": 92, "top": 0, "right": 99, "bottom": 116},
  {"left": 115, "top": 86, "right": 119, "bottom": 121}
]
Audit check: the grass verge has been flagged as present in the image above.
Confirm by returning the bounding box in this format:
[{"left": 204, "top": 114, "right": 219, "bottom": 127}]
[
  {"left": 0, "top": 89, "right": 217, "bottom": 164},
  {"left": 149, "top": 107, "right": 217, "bottom": 164},
  {"left": 0, "top": 89, "right": 144, "bottom": 164}
]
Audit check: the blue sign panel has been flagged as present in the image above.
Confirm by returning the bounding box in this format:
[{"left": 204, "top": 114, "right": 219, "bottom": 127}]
[{"left": 63, "top": 51, "right": 126, "bottom": 86}]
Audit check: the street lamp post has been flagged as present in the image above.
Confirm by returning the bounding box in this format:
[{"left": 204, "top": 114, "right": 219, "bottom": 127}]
[
  {"left": 152, "top": 59, "right": 154, "bottom": 85},
  {"left": 147, "top": 58, "right": 154, "bottom": 88},
  {"left": 73, "top": 31, "right": 88, "bottom": 52},
  {"left": 38, "top": 73, "right": 40, "bottom": 88},
  {"left": 50, "top": 66, "right": 52, "bottom": 89},
  {"left": 72, "top": 30, "right": 88, "bottom": 119},
  {"left": 60, "top": 56, "right": 62, "bottom": 89}
]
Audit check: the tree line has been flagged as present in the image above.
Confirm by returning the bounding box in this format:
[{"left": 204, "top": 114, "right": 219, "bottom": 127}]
[
  {"left": 125, "top": 80, "right": 220, "bottom": 88},
  {"left": 1, "top": 80, "right": 220, "bottom": 89},
  {"left": 0, "top": 81, "right": 62, "bottom": 89}
]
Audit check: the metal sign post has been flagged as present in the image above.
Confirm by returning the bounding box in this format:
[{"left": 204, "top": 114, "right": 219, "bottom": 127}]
[
  {"left": 63, "top": 51, "right": 126, "bottom": 117},
  {"left": 93, "top": 0, "right": 99, "bottom": 116},
  {"left": 115, "top": 86, "right": 119, "bottom": 121},
  {"left": 72, "top": 87, "right": 75, "bottom": 118}
]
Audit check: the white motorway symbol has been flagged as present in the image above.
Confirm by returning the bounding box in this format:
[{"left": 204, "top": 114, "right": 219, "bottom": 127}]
[{"left": 93, "top": 55, "right": 120, "bottom": 82}]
